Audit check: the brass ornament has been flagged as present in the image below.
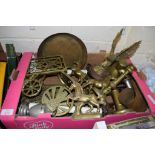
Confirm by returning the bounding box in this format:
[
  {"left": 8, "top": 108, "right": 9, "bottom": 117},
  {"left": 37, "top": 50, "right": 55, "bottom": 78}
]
[
  {"left": 102, "top": 65, "right": 135, "bottom": 95},
  {"left": 71, "top": 93, "right": 105, "bottom": 120},
  {"left": 37, "top": 33, "right": 87, "bottom": 69},
  {"left": 91, "top": 28, "right": 124, "bottom": 77},
  {"left": 59, "top": 72, "right": 105, "bottom": 119},
  {"left": 110, "top": 28, "right": 124, "bottom": 56},
  {"left": 112, "top": 89, "right": 132, "bottom": 114},
  {"left": 22, "top": 78, "right": 43, "bottom": 97},
  {"left": 87, "top": 34, "right": 141, "bottom": 80},
  {"left": 27, "top": 56, "right": 67, "bottom": 75},
  {"left": 87, "top": 29, "right": 123, "bottom": 79},
  {"left": 42, "top": 85, "right": 74, "bottom": 116},
  {"left": 71, "top": 68, "right": 88, "bottom": 84},
  {"left": 22, "top": 56, "right": 67, "bottom": 98}
]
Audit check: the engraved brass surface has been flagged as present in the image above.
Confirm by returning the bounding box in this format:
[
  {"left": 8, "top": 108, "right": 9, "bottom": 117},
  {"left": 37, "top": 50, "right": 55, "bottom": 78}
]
[
  {"left": 37, "top": 33, "right": 87, "bottom": 69},
  {"left": 22, "top": 56, "right": 67, "bottom": 98},
  {"left": 42, "top": 85, "right": 74, "bottom": 116},
  {"left": 27, "top": 56, "right": 66, "bottom": 75}
]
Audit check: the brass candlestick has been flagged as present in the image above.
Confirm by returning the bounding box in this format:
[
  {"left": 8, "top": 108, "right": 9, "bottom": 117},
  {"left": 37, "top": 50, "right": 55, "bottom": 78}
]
[{"left": 112, "top": 89, "right": 132, "bottom": 114}]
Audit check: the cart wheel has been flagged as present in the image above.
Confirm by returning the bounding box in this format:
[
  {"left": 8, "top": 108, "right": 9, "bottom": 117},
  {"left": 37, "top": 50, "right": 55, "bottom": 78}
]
[
  {"left": 22, "top": 79, "right": 42, "bottom": 97},
  {"left": 42, "top": 85, "right": 73, "bottom": 116}
]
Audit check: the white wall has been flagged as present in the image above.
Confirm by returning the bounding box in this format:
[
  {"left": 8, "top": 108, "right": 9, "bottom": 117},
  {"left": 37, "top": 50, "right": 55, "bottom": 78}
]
[
  {"left": 124, "top": 27, "right": 155, "bottom": 66},
  {"left": 0, "top": 26, "right": 126, "bottom": 52},
  {"left": 0, "top": 26, "right": 155, "bottom": 66}
]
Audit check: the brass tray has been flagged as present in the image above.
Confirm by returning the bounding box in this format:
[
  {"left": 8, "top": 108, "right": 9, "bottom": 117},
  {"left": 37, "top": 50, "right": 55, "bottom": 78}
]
[{"left": 37, "top": 33, "right": 87, "bottom": 69}]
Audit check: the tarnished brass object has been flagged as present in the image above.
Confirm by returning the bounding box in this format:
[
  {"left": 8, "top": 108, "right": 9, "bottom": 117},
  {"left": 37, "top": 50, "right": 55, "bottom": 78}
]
[
  {"left": 82, "top": 64, "right": 135, "bottom": 116},
  {"left": 71, "top": 68, "right": 87, "bottom": 84},
  {"left": 59, "top": 72, "right": 105, "bottom": 119},
  {"left": 22, "top": 56, "right": 67, "bottom": 98},
  {"left": 102, "top": 65, "right": 135, "bottom": 95},
  {"left": 66, "top": 62, "right": 135, "bottom": 119},
  {"left": 42, "top": 85, "right": 74, "bottom": 116},
  {"left": 83, "top": 78, "right": 110, "bottom": 89},
  {"left": 110, "top": 29, "right": 124, "bottom": 56},
  {"left": 27, "top": 56, "right": 66, "bottom": 75},
  {"left": 19, "top": 29, "right": 146, "bottom": 120},
  {"left": 37, "top": 33, "right": 87, "bottom": 69},
  {"left": 87, "top": 28, "right": 141, "bottom": 80},
  {"left": 92, "top": 29, "right": 124, "bottom": 77},
  {"left": 112, "top": 89, "right": 132, "bottom": 114},
  {"left": 71, "top": 92, "right": 105, "bottom": 119},
  {"left": 72, "top": 113, "right": 101, "bottom": 119},
  {"left": 22, "top": 77, "right": 43, "bottom": 97}
]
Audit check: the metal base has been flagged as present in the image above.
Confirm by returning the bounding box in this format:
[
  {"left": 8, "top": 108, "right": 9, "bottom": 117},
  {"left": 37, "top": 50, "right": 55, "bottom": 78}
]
[
  {"left": 72, "top": 113, "right": 101, "bottom": 120},
  {"left": 115, "top": 108, "right": 133, "bottom": 114}
]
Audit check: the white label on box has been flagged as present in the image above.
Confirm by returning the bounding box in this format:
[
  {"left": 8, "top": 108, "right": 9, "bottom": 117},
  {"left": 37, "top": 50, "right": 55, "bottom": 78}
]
[
  {"left": 0, "top": 109, "right": 14, "bottom": 115},
  {"left": 93, "top": 121, "right": 107, "bottom": 129},
  {"left": 147, "top": 95, "right": 155, "bottom": 105}
]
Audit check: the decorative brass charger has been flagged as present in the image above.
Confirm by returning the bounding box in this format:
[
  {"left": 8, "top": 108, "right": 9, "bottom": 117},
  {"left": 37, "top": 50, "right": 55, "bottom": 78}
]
[{"left": 37, "top": 33, "right": 87, "bottom": 69}]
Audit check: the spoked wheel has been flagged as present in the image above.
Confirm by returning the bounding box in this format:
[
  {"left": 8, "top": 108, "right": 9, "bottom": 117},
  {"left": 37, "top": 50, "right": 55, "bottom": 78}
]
[
  {"left": 42, "top": 85, "right": 74, "bottom": 116},
  {"left": 22, "top": 79, "right": 42, "bottom": 97}
]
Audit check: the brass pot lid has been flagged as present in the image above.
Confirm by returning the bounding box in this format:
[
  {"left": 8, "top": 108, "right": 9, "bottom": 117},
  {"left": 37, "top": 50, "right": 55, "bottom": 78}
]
[{"left": 37, "top": 33, "right": 87, "bottom": 69}]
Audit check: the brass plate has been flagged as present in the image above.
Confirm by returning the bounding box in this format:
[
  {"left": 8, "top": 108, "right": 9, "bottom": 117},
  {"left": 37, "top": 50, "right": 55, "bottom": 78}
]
[{"left": 37, "top": 33, "right": 87, "bottom": 69}]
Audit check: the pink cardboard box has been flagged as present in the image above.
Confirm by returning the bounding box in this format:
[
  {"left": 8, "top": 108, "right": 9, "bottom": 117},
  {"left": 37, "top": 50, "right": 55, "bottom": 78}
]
[{"left": 1, "top": 52, "right": 155, "bottom": 129}]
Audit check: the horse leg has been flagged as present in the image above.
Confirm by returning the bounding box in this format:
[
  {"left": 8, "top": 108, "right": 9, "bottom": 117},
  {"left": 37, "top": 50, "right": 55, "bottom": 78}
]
[
  {"left": 91, "top": 99, "right": 100, "bottom": 113},
  {"left": 75, "top": 102, "right": 84, "bottom": 115},
  {"left": 86, "top": 103, "right": 94, "bottom": 113}
]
